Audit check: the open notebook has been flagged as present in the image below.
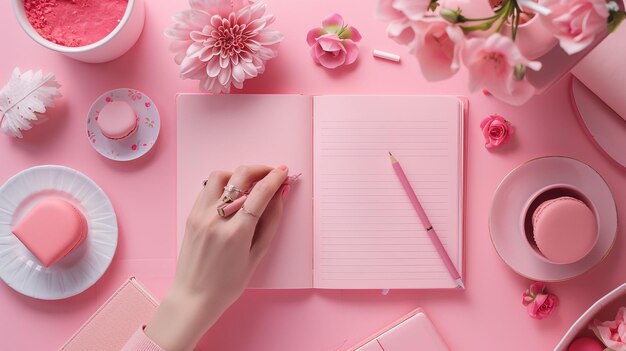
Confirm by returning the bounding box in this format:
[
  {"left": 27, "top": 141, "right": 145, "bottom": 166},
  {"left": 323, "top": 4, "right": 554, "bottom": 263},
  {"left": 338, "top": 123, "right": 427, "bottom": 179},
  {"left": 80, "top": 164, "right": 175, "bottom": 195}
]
[{"left": 177, "top": 95, "right": 466, "bottom": 289}]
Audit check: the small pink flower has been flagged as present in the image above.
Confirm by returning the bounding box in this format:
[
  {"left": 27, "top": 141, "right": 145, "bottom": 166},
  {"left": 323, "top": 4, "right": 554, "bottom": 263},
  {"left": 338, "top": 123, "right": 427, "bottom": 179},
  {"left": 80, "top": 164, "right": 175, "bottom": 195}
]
[
  {"left": 540, "top": 0, "right": 609, "bottom": 55},
  {"left": 522, "top": 282, "right": 559, "bottom": 320},
  {"left": 105, "top": 97, "right": 112, "bottom": 103},
  {"left": 590, "top": 307, "right": 626, "bottom": 350},
  {"left": 128, "top": 90, "right": 142, "bottom": 101},
  {"left": 131, "top": 144, "right": 138, "bottom": 151},
  {"left": 463, "top": 34, "right": 542, "bottom": 106},
  {"left": 409, "top": 17, "right": 465, "bottom": 81},
  {"left": 145, "top": 102, "right": 151, "bottom": 108},
  {"left": 480, "top": 114, "right": 514, "bottom": 149},
  {"left": 307, "top": 13, "right": 362, "bottom": 69}
]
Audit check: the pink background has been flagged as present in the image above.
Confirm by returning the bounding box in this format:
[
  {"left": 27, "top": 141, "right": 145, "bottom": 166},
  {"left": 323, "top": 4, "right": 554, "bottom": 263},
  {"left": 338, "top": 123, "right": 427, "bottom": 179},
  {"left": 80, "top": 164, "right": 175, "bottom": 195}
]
[{"left": 0, "top": 1, "right": 624, "bottom": 350}]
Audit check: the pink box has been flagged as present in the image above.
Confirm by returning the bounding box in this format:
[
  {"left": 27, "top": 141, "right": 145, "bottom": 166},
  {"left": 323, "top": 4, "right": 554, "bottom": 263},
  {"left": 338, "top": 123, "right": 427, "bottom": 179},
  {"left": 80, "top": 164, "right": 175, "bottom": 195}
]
[
  {"left": 350, "top": 308, "right": 449, "bottom": 351},
  {"left": 59, "top": 277, "right": 158, "bottom": 351}
]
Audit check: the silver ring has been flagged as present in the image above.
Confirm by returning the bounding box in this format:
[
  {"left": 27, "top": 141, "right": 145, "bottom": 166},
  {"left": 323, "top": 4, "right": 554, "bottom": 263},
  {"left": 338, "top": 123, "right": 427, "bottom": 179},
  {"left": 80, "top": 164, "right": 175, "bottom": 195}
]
[
  {"left": 240, "top": 205, "right": 260, "bottom": 219},
  {"left": 221, "top": 184, "right": 242, "bottom": 203}
]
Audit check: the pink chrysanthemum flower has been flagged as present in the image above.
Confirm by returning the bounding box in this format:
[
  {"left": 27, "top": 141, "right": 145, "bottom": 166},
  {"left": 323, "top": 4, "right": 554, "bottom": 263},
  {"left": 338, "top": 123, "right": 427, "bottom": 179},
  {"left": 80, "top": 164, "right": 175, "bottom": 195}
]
[{"left": 165, "top": 0, "right": 284, "bottom": 93}]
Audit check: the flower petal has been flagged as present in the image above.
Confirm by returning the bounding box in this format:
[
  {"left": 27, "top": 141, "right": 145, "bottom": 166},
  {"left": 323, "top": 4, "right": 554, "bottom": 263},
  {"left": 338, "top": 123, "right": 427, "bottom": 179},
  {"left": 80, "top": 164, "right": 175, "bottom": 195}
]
[
  {"left": 342, "top": 26, "right": 362, "bottom": 42},
  {"left": 307, "top": 27, "right": 326, "bottom": 46},
  {"left": 256, "top": 29, "right": 284, "bottom": 45},
  {"left": 206, "top": 57, "right": 221, "bottom": 77},
  {"left": 342, "top": 39, "right": 360, "bottom": 65},
  {"left": 322, "top": 13, "right": 344, "bottom": 28},
  {"left": 318, "top": 50, "right": 347, "bottom": 69},
  {"left": 231, "top": 63, "right": 246, "bottom": 83}
]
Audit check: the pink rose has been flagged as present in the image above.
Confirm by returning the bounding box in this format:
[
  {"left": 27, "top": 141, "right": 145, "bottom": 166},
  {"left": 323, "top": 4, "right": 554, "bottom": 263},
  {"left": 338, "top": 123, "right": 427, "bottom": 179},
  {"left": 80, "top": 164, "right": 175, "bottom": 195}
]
[
  {"left": 540, "top": 0, "right": 610, "bottom": 55},
  {"left": 590, "top": 307, "right": 626, "bottom": 351},
  {"left": 522, "top": 282, "right": 559, "bottom": 320},
  {"left": 410, "top": 17, "right": 465, "bottom": 81},
  {"left": 463, "top": 34, "right": 542, "bottom": 106},
  {"left": 307, "top": 14, "right": 362, "bottom": 69},
  {"left": 480, "top": 114, "right": 514, "bottom": 149}
]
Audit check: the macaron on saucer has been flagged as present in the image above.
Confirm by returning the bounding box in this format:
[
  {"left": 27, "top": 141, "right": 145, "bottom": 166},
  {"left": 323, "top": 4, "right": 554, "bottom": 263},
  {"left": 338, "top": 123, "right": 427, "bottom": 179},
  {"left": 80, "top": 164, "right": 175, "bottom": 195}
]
[
  {"left": 0, "top": 165, "right": 118, "bottom": 300},
  {"left": 531, "top": 196, "right": 598, "bottom": 265},
  {"left": 489, "top": 157, "right": 617, "bottom": 282},
  {"left": 87, "top": 88, "right": 160, "bottom": 162}
]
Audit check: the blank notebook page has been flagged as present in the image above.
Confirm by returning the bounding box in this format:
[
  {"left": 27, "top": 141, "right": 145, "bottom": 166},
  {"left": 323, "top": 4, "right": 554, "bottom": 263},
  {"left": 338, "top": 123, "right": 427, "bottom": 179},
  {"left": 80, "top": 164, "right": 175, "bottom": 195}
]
[{"left": 313, "top": 96, "right": 464, "bottom": 289}]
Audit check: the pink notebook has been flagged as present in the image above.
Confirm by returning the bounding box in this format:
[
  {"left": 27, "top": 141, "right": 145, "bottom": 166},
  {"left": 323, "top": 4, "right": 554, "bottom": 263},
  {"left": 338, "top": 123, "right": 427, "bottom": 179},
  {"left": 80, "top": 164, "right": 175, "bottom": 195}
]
[
  {"left": 349, "top": 308, "right": 449, "bottom": 351},
  {"left": 177, "top": 94, "right": 466, "bottom": 289},
  {"left": 59, "top": 277, "right": 158, "bottom": 351}
]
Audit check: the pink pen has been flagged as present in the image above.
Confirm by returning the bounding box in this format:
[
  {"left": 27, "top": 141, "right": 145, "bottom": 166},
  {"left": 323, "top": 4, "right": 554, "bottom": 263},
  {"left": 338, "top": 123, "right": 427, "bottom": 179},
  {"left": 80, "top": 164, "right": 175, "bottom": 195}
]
[{"left": 389, "top": 153, "right": 464, "bottom": 289}]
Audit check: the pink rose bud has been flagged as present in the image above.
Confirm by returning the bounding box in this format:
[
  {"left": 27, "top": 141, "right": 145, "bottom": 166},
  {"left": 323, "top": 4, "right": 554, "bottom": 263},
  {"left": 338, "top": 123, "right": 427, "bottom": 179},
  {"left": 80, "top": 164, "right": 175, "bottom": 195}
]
[
  {"left": 306, "top": 13, "right": 362, "bottom": 69},
  {"left": 479, "top": 114, "right": 515, "bottom": 149},
  {"left": 522, "top": 282, "right": 559, "bottom": 320}
]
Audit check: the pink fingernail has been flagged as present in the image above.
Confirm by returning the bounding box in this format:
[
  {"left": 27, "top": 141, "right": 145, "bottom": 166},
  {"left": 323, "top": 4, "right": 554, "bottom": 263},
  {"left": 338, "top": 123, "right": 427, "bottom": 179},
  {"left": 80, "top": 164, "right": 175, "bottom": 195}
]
[
  {"left": 277, "top": 165, "right": 287, "bottom": 171},
  {"left": 281, "top": 185, "right": 291, "bottom": 200}
]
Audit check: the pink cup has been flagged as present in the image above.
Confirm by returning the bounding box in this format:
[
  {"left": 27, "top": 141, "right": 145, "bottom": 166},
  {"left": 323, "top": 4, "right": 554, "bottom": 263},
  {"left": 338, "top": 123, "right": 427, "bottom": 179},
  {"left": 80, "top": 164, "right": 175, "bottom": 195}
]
[
  {"left": 520, "top": 184, "right": 599, "bottom": 265},
  {"left": 12, "top": 0, "right": 145, "bottom": 63}
]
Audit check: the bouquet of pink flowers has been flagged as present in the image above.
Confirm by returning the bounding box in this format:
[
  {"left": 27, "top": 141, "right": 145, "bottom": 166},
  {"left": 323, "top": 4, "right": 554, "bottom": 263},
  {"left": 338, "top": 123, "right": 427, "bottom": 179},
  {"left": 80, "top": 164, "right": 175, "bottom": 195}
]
[{"left": 377, "top": 0, "right": 625, "bottom": 105}]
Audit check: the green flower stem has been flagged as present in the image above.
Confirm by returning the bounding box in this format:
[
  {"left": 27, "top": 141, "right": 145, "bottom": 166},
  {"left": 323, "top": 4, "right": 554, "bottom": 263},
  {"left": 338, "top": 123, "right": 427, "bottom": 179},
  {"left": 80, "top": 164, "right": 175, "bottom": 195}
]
[
  {"left": 460, "top": 0, "right": 514, "bottom": 34},
  {"left": 495, "top": 0, "right": 514, "bottom": 33}
]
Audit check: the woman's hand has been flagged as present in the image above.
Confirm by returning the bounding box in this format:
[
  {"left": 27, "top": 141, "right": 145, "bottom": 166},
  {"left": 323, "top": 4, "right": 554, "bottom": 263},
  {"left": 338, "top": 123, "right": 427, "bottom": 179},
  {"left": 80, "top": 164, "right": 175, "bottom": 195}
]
[{"left": 145, "top": 165, "right": 290, "bottom": 351}]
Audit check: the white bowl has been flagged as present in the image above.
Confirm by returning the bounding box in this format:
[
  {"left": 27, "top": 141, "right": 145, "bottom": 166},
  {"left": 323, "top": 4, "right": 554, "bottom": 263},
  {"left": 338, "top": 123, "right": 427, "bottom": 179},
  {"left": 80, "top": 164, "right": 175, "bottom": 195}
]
[
  {"left": 12, "top": 0, "right": 145, "bottom": 63},
  {"left": 554, "top": 283, "right": 626, "bottom": 350}
]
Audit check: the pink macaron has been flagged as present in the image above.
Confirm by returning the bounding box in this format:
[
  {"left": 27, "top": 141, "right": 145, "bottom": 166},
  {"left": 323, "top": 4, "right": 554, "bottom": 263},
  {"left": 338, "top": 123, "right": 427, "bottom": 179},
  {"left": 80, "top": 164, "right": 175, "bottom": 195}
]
[
  {"left": 12, "top": 198, "right": 88, "bottom": 267},
  {"left": 532, "top": 196, "right": 597, "bottom": 264},
  {"left": 568, "top": 337, "right": 605, "bottom": 351},
  {"left": 97, "top": 101, "right": 139, "bottom": 140}
]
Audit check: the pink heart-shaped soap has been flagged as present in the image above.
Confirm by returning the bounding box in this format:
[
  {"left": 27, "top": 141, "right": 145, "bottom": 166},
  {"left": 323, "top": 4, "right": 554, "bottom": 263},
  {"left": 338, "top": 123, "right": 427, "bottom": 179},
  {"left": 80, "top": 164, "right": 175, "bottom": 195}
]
[{"left": 12, "top": 198, "right": 87, "bottom": 267}]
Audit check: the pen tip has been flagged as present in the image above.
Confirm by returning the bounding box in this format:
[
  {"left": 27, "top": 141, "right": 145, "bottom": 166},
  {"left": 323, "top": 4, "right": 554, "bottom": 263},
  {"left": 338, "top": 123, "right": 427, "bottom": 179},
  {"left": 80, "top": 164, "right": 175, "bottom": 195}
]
[{"left": 456, "top": 279, "right": 465, "bottom": 289}]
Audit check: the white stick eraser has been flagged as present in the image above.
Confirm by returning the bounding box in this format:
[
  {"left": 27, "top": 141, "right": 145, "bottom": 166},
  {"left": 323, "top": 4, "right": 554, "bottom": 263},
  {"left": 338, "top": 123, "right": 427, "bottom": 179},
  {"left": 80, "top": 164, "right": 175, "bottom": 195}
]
[{"left": 373, "top": 50, "right": 401, "bottom": 62}]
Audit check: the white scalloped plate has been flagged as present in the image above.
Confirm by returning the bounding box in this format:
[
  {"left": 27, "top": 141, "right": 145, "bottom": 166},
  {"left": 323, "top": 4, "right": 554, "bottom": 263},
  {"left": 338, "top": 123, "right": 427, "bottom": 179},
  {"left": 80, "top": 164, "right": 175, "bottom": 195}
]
[{"left": 0, "top": 165, "right": 118, "bottom": 300}]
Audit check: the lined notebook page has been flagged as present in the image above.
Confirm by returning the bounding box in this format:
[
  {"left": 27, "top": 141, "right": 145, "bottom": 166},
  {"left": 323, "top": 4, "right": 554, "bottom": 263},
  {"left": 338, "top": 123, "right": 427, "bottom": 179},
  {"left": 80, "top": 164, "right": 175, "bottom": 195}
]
[{"left": 313, "top": 96, "right": 464, "bottom": 289}]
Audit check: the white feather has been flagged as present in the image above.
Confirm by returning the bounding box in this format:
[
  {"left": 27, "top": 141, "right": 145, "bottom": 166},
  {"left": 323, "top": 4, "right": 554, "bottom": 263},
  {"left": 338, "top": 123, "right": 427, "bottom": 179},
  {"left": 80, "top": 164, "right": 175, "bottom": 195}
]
[{"left": 0, "top": 68, "right": 61, "bottom": 138}]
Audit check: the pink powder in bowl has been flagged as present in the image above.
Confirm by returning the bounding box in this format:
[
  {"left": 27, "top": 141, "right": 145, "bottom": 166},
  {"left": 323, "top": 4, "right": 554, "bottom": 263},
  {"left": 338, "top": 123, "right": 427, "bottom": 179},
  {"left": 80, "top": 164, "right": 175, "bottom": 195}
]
[{"left": 24, "top": 0, "right": 129, "bottom": 47}]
